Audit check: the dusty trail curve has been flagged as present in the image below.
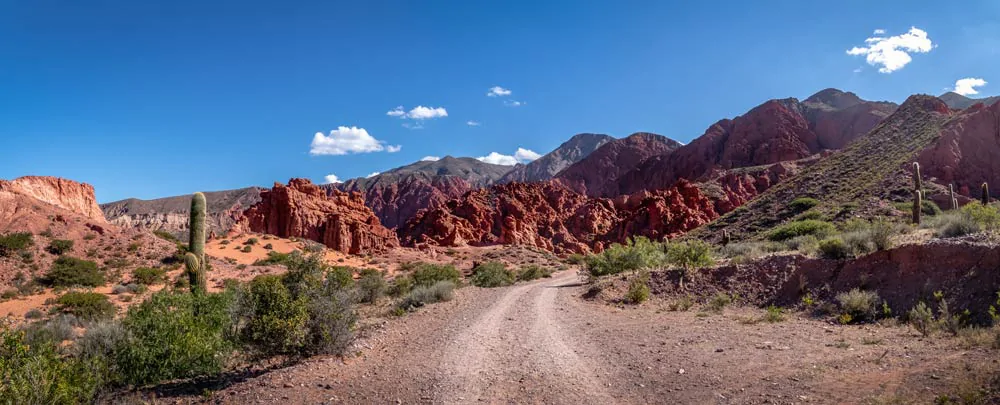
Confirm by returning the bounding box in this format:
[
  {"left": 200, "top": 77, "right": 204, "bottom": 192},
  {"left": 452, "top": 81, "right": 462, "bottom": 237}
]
[{"left": 192, "top": 270, "right": 987, "bottom": 404}]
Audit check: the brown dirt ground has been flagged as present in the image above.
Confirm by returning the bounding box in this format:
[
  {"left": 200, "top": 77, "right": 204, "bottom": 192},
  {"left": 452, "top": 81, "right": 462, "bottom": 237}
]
[{"left": 143, "top": 271, "right": 998, "bottom": 405}]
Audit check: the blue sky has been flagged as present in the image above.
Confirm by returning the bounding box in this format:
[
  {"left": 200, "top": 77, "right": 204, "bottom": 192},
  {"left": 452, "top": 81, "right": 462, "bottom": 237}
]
[{"left": 2, "top": 1, "right": 999, "bottom": 202}]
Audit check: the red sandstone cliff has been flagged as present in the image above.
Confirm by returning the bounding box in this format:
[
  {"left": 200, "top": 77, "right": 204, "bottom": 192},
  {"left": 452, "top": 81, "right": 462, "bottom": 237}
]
[
  {"left": 236, "top": 179, "right": 399, "bottom": 254},
  {"left": 0, "top": 176, "right": 107, "bottom": 223},
  {"left": 399, "top": 180, "right": 721, "bottom": 253},
  {"left": 917, "top": 100, "right": 1000, "bottom": 200}
]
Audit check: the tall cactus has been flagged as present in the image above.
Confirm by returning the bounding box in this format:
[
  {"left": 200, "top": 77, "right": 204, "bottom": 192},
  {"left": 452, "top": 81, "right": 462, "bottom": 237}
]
[
  {"left": 186, "top": 192, "right": 207, "bottom": 294},
  {"left": 949, "top": 184, "right": 958, "bottom": 210},
  {"left": 911, "top": 163, "right": 922, "bottom": 224},
  {"left": 983, "top": 182, "right": 991, "bottom": 205}
]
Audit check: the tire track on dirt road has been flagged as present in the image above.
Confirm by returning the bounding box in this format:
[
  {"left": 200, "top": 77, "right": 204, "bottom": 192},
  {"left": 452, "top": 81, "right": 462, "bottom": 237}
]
[{"left": 435, "top": 272, "right": 613, "bottom": 404}]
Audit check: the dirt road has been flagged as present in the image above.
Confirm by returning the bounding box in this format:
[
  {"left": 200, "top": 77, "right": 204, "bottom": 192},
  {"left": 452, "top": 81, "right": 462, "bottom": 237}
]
[{"left": 189, "top": 271, "right": 992, "bottom": 404}]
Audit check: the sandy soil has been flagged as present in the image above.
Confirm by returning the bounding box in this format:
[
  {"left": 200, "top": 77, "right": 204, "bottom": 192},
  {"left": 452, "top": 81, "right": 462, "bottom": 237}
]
[{"left": 152, "top": 271, "right": 996, "bottom": 404}]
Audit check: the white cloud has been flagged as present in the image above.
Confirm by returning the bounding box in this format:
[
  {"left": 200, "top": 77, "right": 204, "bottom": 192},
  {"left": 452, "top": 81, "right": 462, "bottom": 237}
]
[
  {"left": 846, "top": 27, "right": 934, "bottom": 73},
  {"left": 514, "top": 148, "right": 541, "bottom": 162},
  {"left": 323, "top": 174, "right": 341, "bottom": 184},
  {"left": 873, "top": 29, "right": 886, "bottom": 35},
  {"left": 366, "top": 172, "right": 380, "bottom": 178},
  {"left": 466, "top": 120, "right": 481, "bottom": 126},
  {"left": 402, "top": 122, "right": 424, "bottom": 130},
  {"left": 487, "top": 86, "right": 512, "bottom": 97},
  {"left": 420, "top": 156, "right": 440, "bottom": 162},
  {"left": 504, "top": 100, "right": 525, "bottom": 107},
  {"left": 477, "top": 147, "right": 541, "bottom": 166},
  {"left": 387, "top": 145, "right": 402, "bottom": 153},
  {"left": 310, "top": 126, "right": 390, "bottom": 155},
  {"left": 853, "top": 67, "right": 863, "bottom": 73},
  {"left": 405, "top": 106, "right": 448, "bottom": 120},
  {"left": 477, "top": 152, "right": 519, "bottom": 166},
  {"left": 953, "top": 78, "right": 988, "bottom": 96},
  {"left": 386, "top": 106, "right": 406, "bottom": 117}
]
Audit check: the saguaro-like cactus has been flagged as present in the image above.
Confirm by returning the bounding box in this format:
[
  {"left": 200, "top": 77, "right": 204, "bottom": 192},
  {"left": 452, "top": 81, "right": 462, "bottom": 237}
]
[
  {"left": 983, "top": 183, "right": 991, "bottom": 205},
  {"left": 185, "top": 192, "right": 207, "bottom": 294},
  {"left": 910, "top": 163, "right": 922, "bottom": 224},
  {"left": 949, "top": 184, "right": 958, "bottom": 210}
]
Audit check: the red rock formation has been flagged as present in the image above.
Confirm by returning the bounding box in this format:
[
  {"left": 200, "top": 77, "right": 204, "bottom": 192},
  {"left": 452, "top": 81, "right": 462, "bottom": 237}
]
[
  {"left": 236, "top": 179, "right": 399, "bottom": 254},
  {"left": 0, "top": 176, "right": 106, "bottom": 222},
  {"left": 399, "top": 180, "right": 721, "bottom": 253},
  {"left": 604, "top": 179, "right": 719, "bottom": 243},
  {"left": 554, "top": 132, "right": 683, "bottom": 197},
  {"left": 612, "top": 89, "right": 896, "bottom": 196},
  {"left": 917, "top": 100, "right": 1000, "bottom": 200}
]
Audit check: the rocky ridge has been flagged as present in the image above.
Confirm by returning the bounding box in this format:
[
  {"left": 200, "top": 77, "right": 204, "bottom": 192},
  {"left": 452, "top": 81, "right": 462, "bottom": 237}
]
[
  {"left": 0, "top": 176, "right": 106, "bottom": 222},
  {"left": 235, "top": 179, "right": 399, "bottom": 254}
]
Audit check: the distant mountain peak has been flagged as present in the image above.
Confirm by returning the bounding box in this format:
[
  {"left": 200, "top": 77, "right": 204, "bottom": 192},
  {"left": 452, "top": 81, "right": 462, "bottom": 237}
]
[
  {"left": 939, "top": 91, "right": 1000, "bottom": 110},
  {"left": 804, "top": 88, "right": 862, "bottom": 110},
  {"left": 497, "top": 133, "right": 615, "bottom": 184}
]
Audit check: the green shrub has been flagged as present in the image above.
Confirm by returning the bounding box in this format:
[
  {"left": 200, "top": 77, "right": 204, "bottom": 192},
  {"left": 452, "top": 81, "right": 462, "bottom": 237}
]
[
  {"left": 46, "top": 239, "right": 74, "bottom": 255},
  {"left": 625, "top": 274, "right": 650, "bottom": 304},
  {"left": 768, "top": 220, "right": 836, "bottom": 241},
  {"left": 24, "top": 309, "right": 43, "bottom": 319},
  {"left": 232, "top": 253, "right": 357, "bottom": 358},
  {"left": 765, "top": 305, "right": 785, "bottom": 323},
  {"left": 517, "top": 265, "right": 552, "bottom": 281},
  {"left": 0, "top": 232, "right": 33, "bottom": 257},
  {"left": 818, "top": 237, "right": 849, "bottom": 259},
  {"left": 707, "top": 293, "right": 731, "bottom": 312},
  {"left": 665, "top": 240, "right": 714, "bottom": 269},
  {"left": 409, "top": 263, "right": 461, "bottom": 287},
  {"left": 152, "top": 230, "right": 179, "bottom": 243},
  {"left": 908, "top": 301, "right": 935, "bottom": 337},
  {"left": 0, "top": 324, "right": 103, "bottom": 404},
  {"left": 20, "top": 315, "right": 78, "bottom": 347},
  {"left": 356, "top": 269, "right": 387, "bottom": 304},
  {"left": 0, "top": 289, "right": 15, "bottom": 300},
  {"left": 398, "top": 281, "right": 456, "bottom": 311},
  {"left": 895, "top": 200, "right": 941, "bottom": 216},
  {"left": 585, "top": 236, "right": 666, "bottom": 277},
  {"left": 327, "top": 266, "right": 356, "bottom": 290},
  {"left": 56, "top": 292, "right": 115, "bottom": 321},
  {"left": 101, "top": 290, "right": 234, "bottom": 386},
  {"left": 471, "top": 262, "right": 514, "bottom": 288},
  {"left": 784, "top": 235, "right": 819, "bottom": 255},
  {"left": 132, "top": 267, "right": 166, "bottom": 285},
  {"left": 262, "top": 243, "right": 273, "bottom": 250},
  {"left": 788, "top": 197, "right": 820, "bottom": 212},
  {"left": 253, "top": 251, "right": 294, "bottom": 266},
  {"left": 668, "top": 296, "right": 694, "bottom": 311},
  {"left": 565, "top": 254, "right": 587, "bottom": 265},
  {"left": 244, "top": 238, "right": 258, "bottom": 246},
  {"left": 241, "top": 245, "right": 252, "bottom": 253},
  {"left": 388, "top": 276, "right": 414, "bottom": 297},
  {"left": 961, "top": 203, "right": 1000, "bottom": 231},
  {"left": 720, "top": 241, "right": 785, "bottom": 261},
  {"left": 835, "top": 288, "right": 880, "bottom": 323},
  {"left": 788, "top": 197, "right": 819, "bottom": 212},
  {"left": 234, "top": 275, "right": 308, "bottom": 357},
  {"left": 41, "top": 256, "right": 105, "bottom": 287}
]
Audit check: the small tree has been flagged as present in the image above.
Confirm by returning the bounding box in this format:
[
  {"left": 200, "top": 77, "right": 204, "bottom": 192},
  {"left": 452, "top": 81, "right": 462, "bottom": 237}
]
[{"left": 666, "top": 240, "right": 714, "bottom": 289}]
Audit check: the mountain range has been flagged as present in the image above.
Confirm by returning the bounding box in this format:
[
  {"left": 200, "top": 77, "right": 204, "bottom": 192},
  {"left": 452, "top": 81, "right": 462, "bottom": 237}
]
[{"left": 88, "top": 88, "right": 1000, "bottom": 254}]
